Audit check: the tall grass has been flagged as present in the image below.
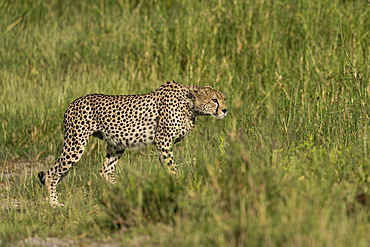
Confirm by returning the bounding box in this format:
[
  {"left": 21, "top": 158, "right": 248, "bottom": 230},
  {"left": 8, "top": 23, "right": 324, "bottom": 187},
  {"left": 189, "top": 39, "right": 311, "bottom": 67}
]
[{"left": 1, "top": 0, "right": 369, "bottom": 245}]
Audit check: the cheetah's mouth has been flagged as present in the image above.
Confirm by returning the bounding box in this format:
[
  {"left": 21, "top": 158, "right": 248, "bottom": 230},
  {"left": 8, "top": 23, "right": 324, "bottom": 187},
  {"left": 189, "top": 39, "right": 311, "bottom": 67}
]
[{"left": 213, "top": 113, "right": 227, "bottom": 119}]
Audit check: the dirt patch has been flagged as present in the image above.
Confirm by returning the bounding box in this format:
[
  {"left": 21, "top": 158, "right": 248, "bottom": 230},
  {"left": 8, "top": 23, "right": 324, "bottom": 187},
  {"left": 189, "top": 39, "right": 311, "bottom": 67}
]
[
  {"left": 0, "top": 156, "right": 53, "bottom": 211},
  {"left": 0, "top": 155, "right": 53, "bottom": 180},
  {"left": 0, "top": 157, "right": 124, "bottom": 246},
  {"left": 5, "top": 237, "right": 121, "bottom": 247}
]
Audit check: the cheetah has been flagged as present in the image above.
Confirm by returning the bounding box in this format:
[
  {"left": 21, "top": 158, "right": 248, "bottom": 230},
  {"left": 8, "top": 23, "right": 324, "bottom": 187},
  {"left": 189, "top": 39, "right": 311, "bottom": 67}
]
[{"left": 38, "top": 81, "right": 227, "bottom": 207}]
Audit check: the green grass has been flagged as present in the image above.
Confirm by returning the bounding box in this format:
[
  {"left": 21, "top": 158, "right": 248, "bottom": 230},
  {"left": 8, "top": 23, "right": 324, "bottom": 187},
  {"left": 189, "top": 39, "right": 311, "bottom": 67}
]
[{"left": 1, "top": 0, "right": 369, "bottom": 245}]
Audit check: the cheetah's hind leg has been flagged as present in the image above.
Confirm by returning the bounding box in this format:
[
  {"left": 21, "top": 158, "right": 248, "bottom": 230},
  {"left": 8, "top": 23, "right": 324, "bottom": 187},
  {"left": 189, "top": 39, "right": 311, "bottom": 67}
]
[
  {"left": 39, "top": 132, "right": 89, "bottom": 207},
  {"left": 38, "top": 171, "right": 65, "bottom": 206},
  {"left": 100, "top": 144, "right": 125, "bottom": 184},
  {"left": 38, "top": 168, "right": 65, "bottom": 207}
]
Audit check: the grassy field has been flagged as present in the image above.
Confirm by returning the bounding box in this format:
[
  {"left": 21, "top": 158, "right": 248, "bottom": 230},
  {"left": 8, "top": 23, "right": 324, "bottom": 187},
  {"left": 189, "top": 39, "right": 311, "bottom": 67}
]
[{"left": 1, "top": 0, "right": 369, "bottom": 245}]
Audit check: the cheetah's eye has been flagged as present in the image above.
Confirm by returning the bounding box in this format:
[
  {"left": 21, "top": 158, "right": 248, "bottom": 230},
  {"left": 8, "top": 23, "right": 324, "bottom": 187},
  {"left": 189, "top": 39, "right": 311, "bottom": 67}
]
[{"left": 212, "top": 99, "right": 218, "bottom": 103}]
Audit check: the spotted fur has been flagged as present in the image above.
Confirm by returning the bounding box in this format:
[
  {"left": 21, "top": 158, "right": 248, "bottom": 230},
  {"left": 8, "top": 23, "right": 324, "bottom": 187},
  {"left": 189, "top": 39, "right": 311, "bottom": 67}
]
[{"left": 38, "top": 81, "right": 227, "bottom": 207}]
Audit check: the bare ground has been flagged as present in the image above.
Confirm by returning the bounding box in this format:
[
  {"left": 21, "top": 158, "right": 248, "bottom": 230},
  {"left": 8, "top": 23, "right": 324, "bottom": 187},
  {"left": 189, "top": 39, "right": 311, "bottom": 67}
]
[
  {"left": 0, "top": 156, "right": 51, "bottom": 211},
  {"left": 0, "top": 156, "right": 126, "bottom": 247},
  {"left": 3, "top": 237, "right": 121, "bottom": 247}
]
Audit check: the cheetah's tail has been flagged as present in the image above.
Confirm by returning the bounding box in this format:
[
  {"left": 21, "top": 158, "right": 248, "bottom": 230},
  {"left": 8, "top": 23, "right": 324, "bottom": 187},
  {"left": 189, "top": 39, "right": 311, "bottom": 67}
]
[{"left": 38, "top": 171, "right": 46, "bottom": 185}]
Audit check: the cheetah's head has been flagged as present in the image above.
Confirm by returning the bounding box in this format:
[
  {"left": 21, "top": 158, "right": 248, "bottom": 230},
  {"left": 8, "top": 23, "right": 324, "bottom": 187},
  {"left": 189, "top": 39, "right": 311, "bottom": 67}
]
[{"left": 189, "top": 86, "right": 228, "bottom": 119}]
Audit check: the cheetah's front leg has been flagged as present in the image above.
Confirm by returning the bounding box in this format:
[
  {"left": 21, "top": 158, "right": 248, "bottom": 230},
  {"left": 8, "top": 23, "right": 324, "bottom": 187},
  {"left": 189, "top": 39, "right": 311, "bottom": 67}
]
[
  {"left": 154, "top": 123, "right": 179, "bottom": 175},
  {"left": 156, "top": 145, "right": 178, "bottom": 175}
]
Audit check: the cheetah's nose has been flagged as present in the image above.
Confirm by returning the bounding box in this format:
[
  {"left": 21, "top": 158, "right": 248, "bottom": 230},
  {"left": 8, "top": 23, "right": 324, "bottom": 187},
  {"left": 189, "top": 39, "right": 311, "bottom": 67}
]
[{"left": 222, "top": 109, "right": 227, "bottom": 114}]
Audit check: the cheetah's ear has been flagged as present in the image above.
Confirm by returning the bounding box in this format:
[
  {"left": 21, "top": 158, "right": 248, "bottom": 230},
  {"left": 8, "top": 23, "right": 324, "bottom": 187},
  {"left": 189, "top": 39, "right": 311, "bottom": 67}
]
[
  {"left": 188, "top": 89, "right": 195, "bottom": 99},
  {"left": 188, "top": 88, "right": 201, "bottom": 100}
]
